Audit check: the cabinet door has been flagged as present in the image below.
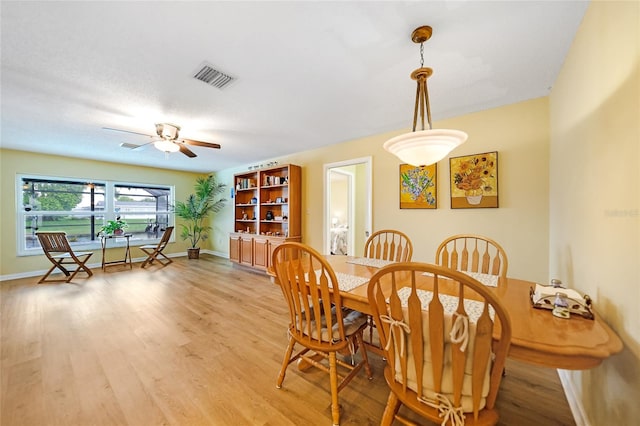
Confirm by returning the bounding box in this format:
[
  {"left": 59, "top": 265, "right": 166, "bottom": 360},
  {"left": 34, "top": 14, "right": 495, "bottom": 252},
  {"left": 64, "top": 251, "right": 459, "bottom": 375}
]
[
  {"left": 267, "top": 239, "right": 283, "bottom": 269},
  {"left": 253, "top": 238, "right": 269, "bottom": 270},
  {"left": 229, "top": 236, "right": 240, "bottom": 263},
  {"left": 240, "top": 237, "right": 253, "bottom": 265}
]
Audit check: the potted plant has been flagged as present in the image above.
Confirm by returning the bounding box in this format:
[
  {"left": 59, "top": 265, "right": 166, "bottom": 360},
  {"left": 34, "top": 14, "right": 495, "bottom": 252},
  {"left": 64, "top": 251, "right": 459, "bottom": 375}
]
[
  {"left": 100, "top": 217, "right": 128, "bottom": 236},
  {"left": 174, "top": 175, "right": 227, "bottom": 259}
]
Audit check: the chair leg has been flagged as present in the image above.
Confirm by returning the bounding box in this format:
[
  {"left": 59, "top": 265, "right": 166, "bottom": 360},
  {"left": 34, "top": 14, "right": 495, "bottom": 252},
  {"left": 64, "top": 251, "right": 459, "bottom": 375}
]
[
  {"left": 66, "top": 256, "right": 93, "bottom": 282},
  {"left": 276, "top": 336, "right": 296, "bottom": 388},
  {"left": 329, "top": 352, "right": 340, "bottom": 426},
  {"left": 355, "top": 331, "right": 373, "bottom": 379},
  {"left": 380, "top": 391, "right": 402, "bottom": 426}
]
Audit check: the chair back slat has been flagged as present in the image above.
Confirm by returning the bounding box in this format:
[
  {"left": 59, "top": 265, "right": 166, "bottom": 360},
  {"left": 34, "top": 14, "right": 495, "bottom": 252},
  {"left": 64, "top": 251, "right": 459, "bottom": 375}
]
[
  {"left": 364, "top": 229, "right": 413, "bottom": 262},
  {"left": 451, "top": 283, "right": 468, "bottom": 406},
  {"left": 472, "top": 303, "right": 494, "bottom": 418},
  {"left": 429, "top": 277, "right": 445, "bottom": 394},
  {"left": 158, "top": 226, "right": 174, "bottom": 248},
  {"left": 436, "top": 234, "right": 509, "bottom": 280},
  {"left": 367, "top": 262, "right": 512, "bottom": 424},
  {"left": 38, "top": 232, "right": 72, "bottom": 253}
]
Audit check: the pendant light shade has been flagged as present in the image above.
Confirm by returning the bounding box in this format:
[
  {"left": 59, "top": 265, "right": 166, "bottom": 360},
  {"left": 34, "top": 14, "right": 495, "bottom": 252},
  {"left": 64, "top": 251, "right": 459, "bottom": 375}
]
[
  {"left": 384, "top": 129, "right": 467, "bottom": 166},
  {"left": 384, "top": 26, "right": 467, "bottom": 166}
]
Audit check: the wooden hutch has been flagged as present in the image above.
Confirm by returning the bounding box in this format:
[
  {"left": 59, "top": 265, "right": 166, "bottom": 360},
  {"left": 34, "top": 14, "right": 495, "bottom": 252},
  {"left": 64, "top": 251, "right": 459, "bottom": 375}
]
[{"left": 229, "top": 164, "right": 301, "bottom": 271}]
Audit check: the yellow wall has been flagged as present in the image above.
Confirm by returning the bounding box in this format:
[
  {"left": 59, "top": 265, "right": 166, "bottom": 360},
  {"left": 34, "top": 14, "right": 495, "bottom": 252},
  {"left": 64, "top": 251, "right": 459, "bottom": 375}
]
[
  {"left": 0, "top": 149, "right": 204, "bottom": 277},
  {"left": 213, "top": 96, "right": 551, "bottom": 283},
  {"left": 549, "top": 0, "right": 640, "bottom": 424}
]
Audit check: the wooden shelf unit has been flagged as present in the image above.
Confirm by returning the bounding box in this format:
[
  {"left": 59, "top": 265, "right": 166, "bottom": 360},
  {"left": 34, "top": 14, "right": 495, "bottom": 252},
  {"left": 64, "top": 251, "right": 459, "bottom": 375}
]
[{"left": 230, "top": 164, "right": 301, "bottom": 271}]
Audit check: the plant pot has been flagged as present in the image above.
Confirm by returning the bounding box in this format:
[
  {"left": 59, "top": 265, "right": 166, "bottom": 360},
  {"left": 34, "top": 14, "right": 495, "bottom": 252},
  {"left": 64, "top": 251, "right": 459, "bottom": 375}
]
[{"left": 187, "top": 248, "right": 200, "bottom": 259}]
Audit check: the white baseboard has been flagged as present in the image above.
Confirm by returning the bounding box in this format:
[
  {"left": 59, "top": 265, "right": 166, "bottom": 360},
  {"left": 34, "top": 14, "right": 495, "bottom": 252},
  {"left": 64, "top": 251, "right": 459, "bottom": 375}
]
[
  {"left": 1, "top": 252, "right": 189, "bottom": 282},
  {"left": 558, "top": 369, "right": 590, "bottom": 426}
]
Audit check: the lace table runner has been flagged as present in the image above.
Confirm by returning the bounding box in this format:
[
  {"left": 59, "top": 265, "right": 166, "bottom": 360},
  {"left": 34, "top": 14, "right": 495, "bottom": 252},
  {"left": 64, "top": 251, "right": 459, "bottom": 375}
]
[
  {"left": 421, "top": 271, "right": 499, "bottom": 287},
  {"left": 307, "top": 270, "right": 369, "bottom": 292},
  {"left": 346, "top": 257, "right": 396, "bottom": 268},
  {"left": 396, "top": 287, "right": 495, "bottom": 322}
]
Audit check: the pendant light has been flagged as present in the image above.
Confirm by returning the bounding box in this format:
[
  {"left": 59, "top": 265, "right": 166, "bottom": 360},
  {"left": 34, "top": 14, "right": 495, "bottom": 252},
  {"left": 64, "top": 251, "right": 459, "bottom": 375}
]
[{"left": 383, "top": 26, "right": 467, "bottom": 166}]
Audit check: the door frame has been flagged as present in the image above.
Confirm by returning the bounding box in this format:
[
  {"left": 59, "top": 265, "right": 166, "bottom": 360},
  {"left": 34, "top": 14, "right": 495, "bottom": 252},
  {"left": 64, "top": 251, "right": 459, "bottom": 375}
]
[{"left": 323, "top": 156, "right": 372, "bottom": 255}]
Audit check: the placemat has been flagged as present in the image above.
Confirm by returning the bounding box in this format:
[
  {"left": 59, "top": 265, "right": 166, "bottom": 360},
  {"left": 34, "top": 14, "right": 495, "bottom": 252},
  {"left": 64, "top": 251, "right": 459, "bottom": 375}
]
[
  {"left": 307, "top": 270, "right": 369, "bottom": 292},
  {"left": 421, "top": 270, "right": 499, "bottom": 287},
  {"left": 396, "top": 287, "right": 495, "bottom": 322},
  {"left": 346, "top": 257, "right": 396, "bottom": 268}
]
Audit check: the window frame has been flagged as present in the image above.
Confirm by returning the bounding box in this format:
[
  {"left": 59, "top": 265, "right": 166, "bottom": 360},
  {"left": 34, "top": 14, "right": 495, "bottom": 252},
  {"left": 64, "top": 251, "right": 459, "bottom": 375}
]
[{"left": 17, "top": 174, "right": 175, "bottom": 256}]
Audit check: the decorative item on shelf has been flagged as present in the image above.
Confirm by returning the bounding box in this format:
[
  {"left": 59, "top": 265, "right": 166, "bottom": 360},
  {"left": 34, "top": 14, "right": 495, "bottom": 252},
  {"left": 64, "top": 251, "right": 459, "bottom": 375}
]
[
  {"left": 251, "top": 197, "right": 257, "bottom": 204},
  {"left": 265, "top": 210, "right": 274, "bottom": 221},
  {"left": 174, "top": 175, "right": 227, "bottom": 259},
  {"left": 242, "top": 211, "right": 248, "bottom": 220},
  {"left": 383, "top": 25, "right": 468, "bottom": 167},
  {"left": 99, "top": 217, "right": 128, "bottom": 236},
  {"left": 283, "top": 215, "right": 288, "bottom": 221},
  {"left": 275, "top": 215, "right": 283, "bottom": 221},
  {"left": 275, "top": 197, "right": 283, "bottom": 203}
]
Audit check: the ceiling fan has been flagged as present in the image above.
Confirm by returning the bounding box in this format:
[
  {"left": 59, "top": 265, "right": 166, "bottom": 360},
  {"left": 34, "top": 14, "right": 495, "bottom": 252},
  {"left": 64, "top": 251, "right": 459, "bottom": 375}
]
[{"left": 104, "top": 123, "right": 221, "bottom": 158}]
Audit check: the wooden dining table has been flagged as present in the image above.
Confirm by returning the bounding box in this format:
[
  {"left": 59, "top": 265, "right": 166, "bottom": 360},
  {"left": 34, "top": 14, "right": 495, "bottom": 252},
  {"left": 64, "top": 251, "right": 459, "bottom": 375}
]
[{"left": 317, "top": 256, "right": 623, "bottom": 370}]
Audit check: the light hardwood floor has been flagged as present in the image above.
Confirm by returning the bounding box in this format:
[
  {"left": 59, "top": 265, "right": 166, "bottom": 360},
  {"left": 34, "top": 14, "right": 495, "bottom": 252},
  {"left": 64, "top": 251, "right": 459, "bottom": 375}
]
[{"left": 1, "top": 255, "right": 576, "bottom": 425}]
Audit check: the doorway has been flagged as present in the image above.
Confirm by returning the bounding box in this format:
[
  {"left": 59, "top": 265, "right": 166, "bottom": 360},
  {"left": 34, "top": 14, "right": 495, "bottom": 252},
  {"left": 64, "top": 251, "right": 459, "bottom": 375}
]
[{"left": 323, "top": 157, "right": 372, "bottom": 256}]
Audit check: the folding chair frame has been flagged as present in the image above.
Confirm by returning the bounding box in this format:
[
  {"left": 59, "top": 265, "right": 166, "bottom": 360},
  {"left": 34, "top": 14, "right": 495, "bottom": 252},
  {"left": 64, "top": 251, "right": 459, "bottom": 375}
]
[
  {"left": 140, "top": 226, "right": 174, "bottom": 268},
  {"left": 36, "top": 232, "right": 94, "bottom": 283}
]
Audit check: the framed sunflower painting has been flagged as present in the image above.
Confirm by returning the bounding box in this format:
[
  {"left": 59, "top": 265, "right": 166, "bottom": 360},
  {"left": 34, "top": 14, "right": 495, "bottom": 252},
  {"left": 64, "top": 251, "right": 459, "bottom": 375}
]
[
  {"left": 449, "top": 151, "right": 499, "bottom": 208},
  {"left": 400, "top": 164, "right": 437, "bottom": 209}
]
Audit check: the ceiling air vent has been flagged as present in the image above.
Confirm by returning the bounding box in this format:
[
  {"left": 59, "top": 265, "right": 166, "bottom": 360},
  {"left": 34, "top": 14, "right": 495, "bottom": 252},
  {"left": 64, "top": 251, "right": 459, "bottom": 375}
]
[{"left": 193, "top": 63, "right": 235, "bottom": 89}]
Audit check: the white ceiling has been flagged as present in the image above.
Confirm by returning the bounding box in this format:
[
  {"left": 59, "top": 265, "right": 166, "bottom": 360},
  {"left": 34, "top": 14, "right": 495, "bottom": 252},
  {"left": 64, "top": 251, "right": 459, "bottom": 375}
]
[{"left": 1, "top": 1, "right": 588, "bottom": 173}]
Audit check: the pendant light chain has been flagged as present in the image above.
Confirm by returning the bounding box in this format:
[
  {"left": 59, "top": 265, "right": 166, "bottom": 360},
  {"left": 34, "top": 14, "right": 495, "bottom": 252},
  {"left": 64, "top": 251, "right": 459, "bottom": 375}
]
[{"left": 383, "top": 25, "right": 468, "bottom": 167}]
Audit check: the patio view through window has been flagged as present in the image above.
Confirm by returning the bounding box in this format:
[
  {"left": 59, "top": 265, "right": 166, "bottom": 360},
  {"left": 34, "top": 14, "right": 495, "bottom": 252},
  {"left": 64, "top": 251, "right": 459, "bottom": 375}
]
[{"left": 18, "top": 175, "right": 173, "bottom": 254}]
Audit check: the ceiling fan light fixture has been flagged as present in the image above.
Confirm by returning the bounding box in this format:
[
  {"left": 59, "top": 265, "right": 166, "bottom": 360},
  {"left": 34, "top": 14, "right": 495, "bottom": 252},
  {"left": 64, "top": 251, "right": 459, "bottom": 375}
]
[
  {"left": 384, "top": 25, "right": 467, "bottom": 167},
  {"left": 154, "top": 140, "right": 180, "bottom": 153}
]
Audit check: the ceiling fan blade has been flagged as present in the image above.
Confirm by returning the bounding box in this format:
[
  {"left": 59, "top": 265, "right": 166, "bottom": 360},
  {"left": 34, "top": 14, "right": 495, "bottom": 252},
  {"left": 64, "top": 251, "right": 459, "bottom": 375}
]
[
  {"left": 183, "top": 138, "right": 221, "bottom": 149},
  {"left": 178, "top": 144, "right": 197, "bottom": 158},
  {"left": 103, "top": 127, "right": 154, "bottom": 138},
  {"left": 119, "top": 141, "right": 153, "bottom": 151}
]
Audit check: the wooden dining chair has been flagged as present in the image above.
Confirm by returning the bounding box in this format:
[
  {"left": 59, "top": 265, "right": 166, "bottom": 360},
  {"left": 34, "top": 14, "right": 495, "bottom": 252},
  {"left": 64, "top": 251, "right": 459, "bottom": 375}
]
[
  {"left": 272, "top": 242, "right": 372, "bottom": 426},
  {"left": 368, "top": 262, "right": 512, "bottom": 426},
  {"left": 436, "top": 234, "right": 509, "bottom": 279},
  {"left": 364, "top": 229, "right": 414, "bottom": 348},
  {"left": 139, "top": 226, "right": 174, "bottom": 268},
  {"left": 364, "top": 229, "right": 413, "bottom": 262},
  {"left": 36, "top": 232, "right": 94, "bottom": 283}
]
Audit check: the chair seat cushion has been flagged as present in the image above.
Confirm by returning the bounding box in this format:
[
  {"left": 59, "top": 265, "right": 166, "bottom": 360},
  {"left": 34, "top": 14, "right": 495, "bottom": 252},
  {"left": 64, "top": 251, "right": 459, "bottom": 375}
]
[{"left": 299, "top": 307, "right": 367, "bottom": 343}]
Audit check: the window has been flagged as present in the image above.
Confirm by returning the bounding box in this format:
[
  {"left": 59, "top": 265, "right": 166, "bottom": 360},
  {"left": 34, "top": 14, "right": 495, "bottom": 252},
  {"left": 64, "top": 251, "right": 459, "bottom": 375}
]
[{"left": 17, "top": 175, "right": 174, "bottom": 255}]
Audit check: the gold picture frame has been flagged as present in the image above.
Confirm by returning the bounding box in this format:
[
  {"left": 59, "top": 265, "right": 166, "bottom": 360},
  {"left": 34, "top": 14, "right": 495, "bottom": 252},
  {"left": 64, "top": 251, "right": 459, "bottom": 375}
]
[
  {"left": 449, "top": 151, "right": 498, "bottom": 208},
  {"left": 400, "top": 164, "right": 437, "bottom": 209}
]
